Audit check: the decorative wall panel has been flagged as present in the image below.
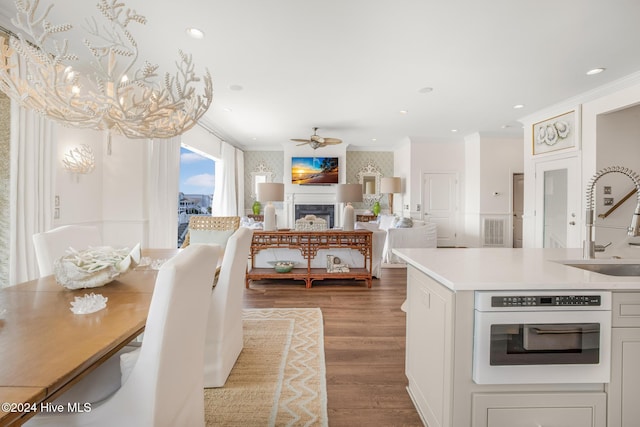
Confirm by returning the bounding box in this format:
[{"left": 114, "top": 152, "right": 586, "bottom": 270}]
[{"left": 243, "top": 151, "right": 284, "bottom": 210}]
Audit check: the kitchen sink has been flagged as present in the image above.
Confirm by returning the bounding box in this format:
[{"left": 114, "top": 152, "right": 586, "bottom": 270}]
[{"left": 559, "top": 260, "right": 640, "bottom": 276}]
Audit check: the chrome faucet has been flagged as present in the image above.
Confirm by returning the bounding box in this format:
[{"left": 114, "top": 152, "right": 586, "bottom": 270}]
[{"left": 584, "top": 166, "right": 640, "bottom": 259}]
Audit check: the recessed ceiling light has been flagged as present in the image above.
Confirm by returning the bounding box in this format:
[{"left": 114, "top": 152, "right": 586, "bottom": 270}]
[
  {"left": 451, "top": 129, "right": 458, "bottom": 133},
  {"left": 399, "top": 110, "right": 408, "bottom": 114},
  {"left": 418, "top": 87, "right": 433, "bottom": 94},
  {"left": 513, "top": 104, "right": 524, "bottom": 109},
  {"left": 371, "top": 138, "right": 377, "bottom": 142},
  {"left": 222, "top": 107, "right": 232, "bottom": 112},
  {"left": 229, "top": 84, "right": 243, "bottom": 91},
  {"left": 186, "top": 27, "right": 205, "bottom": 39},
  {"left": 586, "top": 67, "right": 605, "bottom": 75}
]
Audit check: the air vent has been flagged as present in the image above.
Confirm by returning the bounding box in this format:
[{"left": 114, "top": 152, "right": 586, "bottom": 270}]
[{"left": 483, "top": 218, "right": 505, "bottom": 247}]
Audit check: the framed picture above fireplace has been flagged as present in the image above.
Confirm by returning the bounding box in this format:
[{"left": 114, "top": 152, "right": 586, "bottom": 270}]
[{"left": 291, "top": 157, "right": 339, "bottom": 185}]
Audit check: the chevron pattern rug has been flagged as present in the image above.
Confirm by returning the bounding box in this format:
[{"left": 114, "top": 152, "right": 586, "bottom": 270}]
[{"left": 204, "top": 308, "right": 328, "bottom": 426}]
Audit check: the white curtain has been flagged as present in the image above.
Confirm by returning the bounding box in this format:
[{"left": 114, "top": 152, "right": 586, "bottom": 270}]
[
  {"left": 147, "top": 137, "right": 180, "bottom": 248},
  {"left": 9, "top": 105, "right": 55, "bottom": 285},
  {"left": 212, "top": 141, "right": 243, "bottom": 216},
  {"left": 236, "top": 149, "right": 245, "bottom": 215}
]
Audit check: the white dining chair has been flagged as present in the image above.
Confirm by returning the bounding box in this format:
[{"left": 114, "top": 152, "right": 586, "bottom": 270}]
[
  {"left": 25, "top": 244, "right": 221, "bottom": 427},
  {"left": 32, "top": 225, "right": 102, "bottom": 276},
  {"left": 204, "top": 226, "right": 254, "bottom": 387}
]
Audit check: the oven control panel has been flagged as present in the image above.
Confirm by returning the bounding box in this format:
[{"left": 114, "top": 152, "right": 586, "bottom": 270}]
[{"left": 491, "top": 295, "right": 602, "bottom": 307}]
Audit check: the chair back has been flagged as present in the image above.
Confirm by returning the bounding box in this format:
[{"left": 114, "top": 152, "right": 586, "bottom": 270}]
[
  {"left": 207, "top": 227, "right": 253, "bottom": 337},
  {"left": 33, "top": 225, "right": 101, "bottom": 276},
  {"left": 203, "top": 227, "right": 253, "bottom": 386},
  {"left": 116, "top": 244, "right": 221, "bottom": 426},
  {"left": 181, "top": 216, "right": 240, "bottom": 248}
]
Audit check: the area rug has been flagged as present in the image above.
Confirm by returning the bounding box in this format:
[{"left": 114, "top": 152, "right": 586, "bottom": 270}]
[{"left": 204, "top": 308, "right": 328, "bottom": 427}]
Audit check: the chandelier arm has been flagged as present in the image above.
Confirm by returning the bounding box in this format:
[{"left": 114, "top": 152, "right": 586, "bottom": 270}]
[{"left": 0, "top": 0, "right": 213, "bottom": 140}]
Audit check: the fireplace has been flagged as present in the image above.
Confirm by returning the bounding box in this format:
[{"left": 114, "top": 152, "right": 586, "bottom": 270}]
[{"left": 294, "top": 204, "right": 335, "bottom": 229}]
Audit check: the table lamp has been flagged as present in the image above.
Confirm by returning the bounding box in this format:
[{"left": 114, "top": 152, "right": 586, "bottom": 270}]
[
  {"left": 380, "top": 177, "right": 401, "bottom": 215},
  {"left": 336, "top": 183, "right": 363, "bottom": 231},
  {"left": 257, "top": 182, "right": 284, "bottom": 231}
]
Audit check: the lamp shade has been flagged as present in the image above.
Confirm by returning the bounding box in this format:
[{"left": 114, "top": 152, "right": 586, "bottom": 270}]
[
  {"left": 336, "top": 183, "right": 363, "bottom": 203},
  {"left": 380, "top": 177, "right": 402, "bottom": 194},
  {"left": 256, "top": 183, "right": 284, "bottom": 202}
]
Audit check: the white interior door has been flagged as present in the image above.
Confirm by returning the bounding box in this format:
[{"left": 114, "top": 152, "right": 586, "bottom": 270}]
[
  {"left": 423, "top": 172, "right": 458, "bottom": 247},
  {"left": 513, "top": 173, "right": 524, "bottom": 248},
  {"left": 534, "top": 157, "right": 581, "bottom": 248}
]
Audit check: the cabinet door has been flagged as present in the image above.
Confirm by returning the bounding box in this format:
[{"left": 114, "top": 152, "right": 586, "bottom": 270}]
[
  {"left": 608, "top": 328, "right": 640, "bottom": 427},
  {"left": 406, "top": 266, "right": 454, "bottom": 427},
  {"left": 473, "top": 392, "right": 606, "bottom": 427}
]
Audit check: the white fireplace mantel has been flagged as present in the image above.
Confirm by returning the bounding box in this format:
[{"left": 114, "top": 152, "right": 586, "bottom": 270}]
[{"left": 285, "top": 192, "right": 339, "bottom": 229}]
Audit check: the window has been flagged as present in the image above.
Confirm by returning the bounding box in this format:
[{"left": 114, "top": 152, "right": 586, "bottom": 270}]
[{"left": 178, "top": 145, "right": 215, "bottom": 247}]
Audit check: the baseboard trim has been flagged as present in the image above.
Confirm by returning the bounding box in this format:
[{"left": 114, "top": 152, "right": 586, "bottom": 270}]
[{"left": 382, "top": 263, "right": 407, "bottom": 269}]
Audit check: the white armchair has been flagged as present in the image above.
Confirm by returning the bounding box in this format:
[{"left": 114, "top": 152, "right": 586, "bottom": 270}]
[{"left": 367, "top": 214, "right": 437, "bottom": 264}]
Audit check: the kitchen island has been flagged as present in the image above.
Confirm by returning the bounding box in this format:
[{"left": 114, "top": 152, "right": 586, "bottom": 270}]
[{"left": 393, "top": 247, "right": 640, "bottom": 427}]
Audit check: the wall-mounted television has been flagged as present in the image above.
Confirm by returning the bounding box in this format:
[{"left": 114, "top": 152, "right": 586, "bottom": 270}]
[{"left": 291, "top": 157, "right": 339, "bottom": 185}]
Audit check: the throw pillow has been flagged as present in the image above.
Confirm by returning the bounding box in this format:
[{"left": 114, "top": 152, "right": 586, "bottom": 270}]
[
  {"left": 189, "top": 229, "right": 236, "bottom": 250},
  {"left": 394, "top": 217, "right": 413, "bottom": 228}
]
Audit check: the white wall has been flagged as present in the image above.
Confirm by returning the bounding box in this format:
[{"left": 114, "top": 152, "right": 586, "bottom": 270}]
[
  {"left": 53, "top": 126, "right": 104, "bottom": 229},
  {"left": 54, "top": 126, "right": 151, "bottom": 248},
  {"left": 464, "top": 133, "right": 524, "bottom": 247},
  {"left": 101, "top": 134, "right": 149, "bottom": 248},
  {"left": 464, "top": 134, "right": 481, "bottom": 246},
  {"left": 393, "top": 137, "right": 411, "bottom": 217}
]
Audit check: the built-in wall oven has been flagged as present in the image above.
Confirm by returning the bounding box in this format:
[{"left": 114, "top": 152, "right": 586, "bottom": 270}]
[{"left": 473, "top": 290, "right": 611, "bottom": 384}]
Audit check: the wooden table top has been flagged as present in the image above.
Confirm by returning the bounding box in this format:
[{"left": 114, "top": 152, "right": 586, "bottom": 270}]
[{"left": 0, "top": 248, "right": 179, "bottom": 425}]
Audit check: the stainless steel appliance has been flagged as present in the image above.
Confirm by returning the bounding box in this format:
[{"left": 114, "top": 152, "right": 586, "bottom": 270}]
[{"left": 473, "top": 290, "right": 611, "bottom": 384}]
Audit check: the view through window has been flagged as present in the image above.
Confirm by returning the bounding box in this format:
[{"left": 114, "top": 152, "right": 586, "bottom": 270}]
[{"left": 178, "top": 146, "right": 216, "bottom": 247}]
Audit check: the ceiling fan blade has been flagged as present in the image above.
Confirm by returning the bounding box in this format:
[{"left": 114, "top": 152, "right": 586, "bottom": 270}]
[
  {"left": 310, "top": 135, "right": 325, "bottom": 143},
  {"left": 296, "top": 141, "right": 311, "bottom": 146},
  {"left": 323, "top": 138, "right": 342, "bottom": 144},
  {"left": 291, "top": 138, "right": 311, "bottom": 143}
]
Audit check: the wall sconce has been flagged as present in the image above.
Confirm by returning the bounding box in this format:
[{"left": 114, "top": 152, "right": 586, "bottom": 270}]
[{"left": 62, "top": 144, "right": 95, "bottom": 175}]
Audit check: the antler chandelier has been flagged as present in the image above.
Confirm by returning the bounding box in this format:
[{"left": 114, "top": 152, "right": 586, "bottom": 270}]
[{"left": 0, "top": 0, "right": 213, "bottom": 144}]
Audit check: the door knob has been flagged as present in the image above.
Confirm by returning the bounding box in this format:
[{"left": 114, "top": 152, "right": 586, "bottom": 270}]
[{"left": 569, "top": 221, "right": 576, "bottom": 225}]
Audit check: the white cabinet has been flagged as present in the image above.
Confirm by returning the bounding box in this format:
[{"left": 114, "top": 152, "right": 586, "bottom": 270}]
[
  {"left": 608, "top": 292, "right": 640, "bottom": 427},
  {"left": 405, "top": 265, "right": 454, "bottom": 427},
  {"left": 472, "top": 392, "right": 606, "bottom": 427}
]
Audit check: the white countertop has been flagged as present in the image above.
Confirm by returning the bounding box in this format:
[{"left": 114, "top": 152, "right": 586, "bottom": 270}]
[{"left": 392, "top": 247, "right": 640, "bottom": 291}]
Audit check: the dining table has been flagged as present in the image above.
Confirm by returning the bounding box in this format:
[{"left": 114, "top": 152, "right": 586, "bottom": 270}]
[{"left": 0, "top": 248, "right": 179, "bottom": 426}]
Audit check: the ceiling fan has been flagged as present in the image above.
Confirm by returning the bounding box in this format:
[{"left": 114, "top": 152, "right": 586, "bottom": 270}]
[{"left": 291, "top": 127, "right": 342, "bottom": 149}]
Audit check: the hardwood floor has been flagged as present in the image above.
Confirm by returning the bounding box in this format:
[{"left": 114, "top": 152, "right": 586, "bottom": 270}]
[{"left": 244, "top": 267, "right": 424, "bottom": 427}]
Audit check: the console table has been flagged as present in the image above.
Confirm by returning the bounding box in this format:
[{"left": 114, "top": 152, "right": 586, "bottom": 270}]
[{"left": 246, "top": 229, "right": 373, "bottom": 288}]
